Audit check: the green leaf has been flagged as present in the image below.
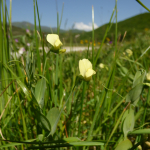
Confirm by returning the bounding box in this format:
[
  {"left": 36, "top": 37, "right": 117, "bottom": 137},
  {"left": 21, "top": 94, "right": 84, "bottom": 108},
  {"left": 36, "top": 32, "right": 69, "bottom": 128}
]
[
  {"left": 135, "top": 107, "right": 144, "bottom": 121},
  {"left": 35, "top": 78, "right": 46, "bottom": 108},
  {"left": 69, "top": 141, "right": 104, "bottom": 146},
  {"left": 121, "top": 109, "right": 129, "bottom": 128},
  {"left": 129, "top": 129, "right": 150, "bottom": 134},
  {"left": 0, "top": 139, "right": 36, "bottom": 148},
  {"left": 37, "top": 134, "right": 44, "bottom": 142},
  {"left": 132, "top": 69, "right": 146, "bottom": 88},
  {"left": 115, "top": 138, "right": 132, "bottom": 150},
  {"left": 123, "top": 106, "right": 135, "bottom": 138},
  {"left": 126, "top": 70, "right": 146, "bottom": 104},
  {"left": 0, "top": 143, "right": 24, "bottom": 148},
  {"left": 37, "top": 110, "right": 51, "bottom": 131},
  {"left": 126, "top": 83, "right": 143, "bottom": 104},
  {"left": 27, "top": 141, "right": 104, "bottom": 149},
  {"left": 63, "top": 137, "right": 81, "bottom": 142},
  {"left": 117, "top": 60, "right": 134, "bottom": 80},
  {"left": 3, "top": 63, "right": 32, "bottom": 101},
  {"left": 46, "top": 107, "right": 60, "bottom": 135}
]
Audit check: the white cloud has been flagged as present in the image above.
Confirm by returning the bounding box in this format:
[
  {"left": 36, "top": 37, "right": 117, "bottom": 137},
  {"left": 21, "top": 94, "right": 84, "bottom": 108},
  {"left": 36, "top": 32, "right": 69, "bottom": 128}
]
[{"left": 74, "top": 22, "right": 98, "bottom": 31}]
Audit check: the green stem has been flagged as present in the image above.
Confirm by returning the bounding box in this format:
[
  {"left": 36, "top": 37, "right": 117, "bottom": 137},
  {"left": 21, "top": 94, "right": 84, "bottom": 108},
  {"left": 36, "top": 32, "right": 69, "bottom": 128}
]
[
  {"left": 115, "top": 0, "right": 118, "bottom": 58},
  {"left": 55, "top": 54, "right": 59, "bottom": 107},
  {"left": 78, "top": 81, "right": 86, "bottom": 138},
  {"left": 92, "top": 6, "right": 96, "bottom": 105},
  {"left": 54, "top": 12, "right": 60, "bottom": 107},
  {"left": 59, "top": 3, "right": 64, "bottom": 29},
  {"left": 17, "top": 89, "right": 28, "bottom": 141},
  {"left": 0, "top": 0, "right": 3, "bottom": 114},
  {"left": 102, "top": 97, "right": 125, "bottom": 124},
  {"left": 93, "top": 7, "right": 115, "bottom": 67},
  {"left": 92, "top": 6, "right": 94, "bottom": 65},
  {"left": 36, "top": 0, "right": 46, "bottom": 68},
  {"left": 136, "top": 0, "right": 150, "bottom": 12},
  {"left": 33, "top": 0, "right": 41, "bottom": 74},
  {"left": 104, "top": 102, "right": 130, "bottom": 150}
]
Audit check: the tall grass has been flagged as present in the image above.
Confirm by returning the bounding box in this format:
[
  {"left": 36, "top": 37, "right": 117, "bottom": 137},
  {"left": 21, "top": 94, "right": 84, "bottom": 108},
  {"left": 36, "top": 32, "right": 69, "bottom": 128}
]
[{"left": 1, "top": 0, "right": 150, "bottom": 149}]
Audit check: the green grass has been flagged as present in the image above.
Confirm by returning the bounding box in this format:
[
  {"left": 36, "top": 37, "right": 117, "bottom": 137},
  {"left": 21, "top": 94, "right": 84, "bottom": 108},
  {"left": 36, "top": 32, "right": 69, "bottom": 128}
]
[{"left": 1, "top": 0, "right": 150, "bottom": 149}]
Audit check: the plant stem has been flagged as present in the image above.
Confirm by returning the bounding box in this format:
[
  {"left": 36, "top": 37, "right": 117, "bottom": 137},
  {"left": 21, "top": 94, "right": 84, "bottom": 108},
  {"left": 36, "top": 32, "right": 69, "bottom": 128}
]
[
  {"left": 78, "top": 81, "right": 86, "bottom": 138},
  {"left": 136, "top": 0, "right": 150, "bottom": 12}
]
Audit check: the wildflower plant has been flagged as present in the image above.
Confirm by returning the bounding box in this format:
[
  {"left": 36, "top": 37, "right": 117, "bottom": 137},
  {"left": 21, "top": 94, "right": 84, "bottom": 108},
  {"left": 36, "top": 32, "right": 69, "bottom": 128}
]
[
  {"left": 125, "top": 49, "right": 133, "bottom": 57},
  {"left": 1, "top": 0, "right": 150, "bottom": 150},
  {"left": 79, "top": 58, "right": 96, "bottom": 81},
  {"left": 146, "top": 72, "right": 150, "bottom": 81},
  {"left": 46, "top": 34, "right": 66, "bottom": 53}
]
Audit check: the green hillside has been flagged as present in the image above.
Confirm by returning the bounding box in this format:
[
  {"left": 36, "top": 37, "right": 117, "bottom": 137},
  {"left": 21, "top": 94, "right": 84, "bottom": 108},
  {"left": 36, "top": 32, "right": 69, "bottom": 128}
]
[
  {"left": 11, "top": 13, "right": 150, "bottom": 42},
  {"left": 12, "top": 21, "right": 84, "bottom": 34},
  {"left": 12, "top": 21, "right": 65, "bottom": 33},
  {"left": 12, "top": 25, "right": 26, "bottom": 36},
  {"left": 78, "top": 12, "right": 150, "bottom": 42}
]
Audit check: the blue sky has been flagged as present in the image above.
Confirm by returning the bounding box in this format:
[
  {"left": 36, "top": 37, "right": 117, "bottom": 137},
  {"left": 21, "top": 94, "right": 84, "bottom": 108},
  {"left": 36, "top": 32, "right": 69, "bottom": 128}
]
[{"left": 6, "top": 0, "right": 150, "bottom": 31}]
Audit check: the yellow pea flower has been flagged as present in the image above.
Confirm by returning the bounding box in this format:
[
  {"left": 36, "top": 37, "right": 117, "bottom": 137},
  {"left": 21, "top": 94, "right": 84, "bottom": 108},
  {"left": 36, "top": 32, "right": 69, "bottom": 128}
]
[
  {"left": 126, "top": 49, "right": 133, "bottom": 57},
  {"left": 146, "top": 72, "right": 150, "bottom": 81},
  {"left": 99, "top": 63, "right": 105, "bottom": 69},
  {"left": 79, "top": 59, "right": 96, "bottom": 81},
  {"left": 46, "top": 34, "right": 63, "bottom": 50},
  {"left": 99, "top": 63, "right": 108, "bottom": 70}
]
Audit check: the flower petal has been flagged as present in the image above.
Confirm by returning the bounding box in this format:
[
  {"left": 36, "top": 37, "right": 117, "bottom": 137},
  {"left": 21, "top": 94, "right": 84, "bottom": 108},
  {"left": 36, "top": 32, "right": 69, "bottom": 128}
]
[
  {"left": 46, "top": 34, "right": 59, "bottom": 46},
  {"left": 85, "top": 69, "right": 96, "bottom": 78},
  {"left": 79, "top": 60, "right": 86, "bottom": 77},
  {"left": 54, "top": 39, "right": 63, "bottom": 50},
  {"left": 82, "top": 59, "right": 92, "bottom": 71}
]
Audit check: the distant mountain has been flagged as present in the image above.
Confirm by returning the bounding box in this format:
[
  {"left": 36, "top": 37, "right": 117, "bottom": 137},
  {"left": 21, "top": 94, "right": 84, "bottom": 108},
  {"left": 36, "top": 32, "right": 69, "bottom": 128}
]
[
  {"left": 79, "top": 12, "right": 150, "bottom": 41},
  {"left": 12, "top": 21, "right": 84, "bottom": 34},
  {"left": 12, "top": 13, "right": 150, "bottom": 40},
  {"left": 12, "top": 21, "right": 63, "bottom": 33},
  {"left": 11, "top": 25, "right": 26, "bottom": 36}
]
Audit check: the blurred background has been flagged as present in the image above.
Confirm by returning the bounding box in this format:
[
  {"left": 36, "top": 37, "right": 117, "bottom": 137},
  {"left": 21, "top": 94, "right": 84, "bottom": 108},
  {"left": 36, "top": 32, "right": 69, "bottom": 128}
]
[{"left": 6, "top": 0, "right": 150, "bottom": 45}]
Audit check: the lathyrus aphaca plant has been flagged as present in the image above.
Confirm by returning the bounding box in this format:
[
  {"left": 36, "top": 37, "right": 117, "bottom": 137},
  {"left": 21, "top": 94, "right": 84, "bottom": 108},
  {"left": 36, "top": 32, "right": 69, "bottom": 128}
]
[{"left": 115, "top": 69, "right": 146, "bottom": 150}]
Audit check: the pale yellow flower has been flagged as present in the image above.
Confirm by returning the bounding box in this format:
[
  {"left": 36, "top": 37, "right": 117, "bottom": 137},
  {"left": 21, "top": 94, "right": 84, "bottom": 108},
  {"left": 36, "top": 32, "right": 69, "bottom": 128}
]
[
  {"left": 126, "top": 49, "right": 133, "bottom": 57},
  {"left": 99, "top": 63, "right": 108, "bottom": 70},
  {"left": 46, "top": 34, "right": 62, "bottom": 50},
  {"left": 145, "top": 141, "right": 150, "bottom": 147},
  {"left": 79, "top": 59, "right": 96, "bottom": 81},
  {"left": 99, "top": 63, "right": 105, "bottom": 69},
  {"left": 83, "top": 120, "right": 87, "bottom": 124},
  {"left": 137, "top": 145, "right": 142, "bottom": 150},
  {"left": 146, "top": 72, "right": 150, "bottom": 81}
]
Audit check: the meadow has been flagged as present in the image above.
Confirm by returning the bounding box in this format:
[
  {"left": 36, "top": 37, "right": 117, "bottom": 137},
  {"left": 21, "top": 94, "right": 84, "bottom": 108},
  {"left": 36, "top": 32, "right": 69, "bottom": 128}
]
[{"left": 1, "top": 0, "right": 150, "bottom": 149}]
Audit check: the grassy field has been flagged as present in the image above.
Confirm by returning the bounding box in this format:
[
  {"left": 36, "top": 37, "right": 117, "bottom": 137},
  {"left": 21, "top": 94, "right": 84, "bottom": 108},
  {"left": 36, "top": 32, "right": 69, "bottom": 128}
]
[{"left": 1, "top": 0, "right": 150, "bottom": 150}]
